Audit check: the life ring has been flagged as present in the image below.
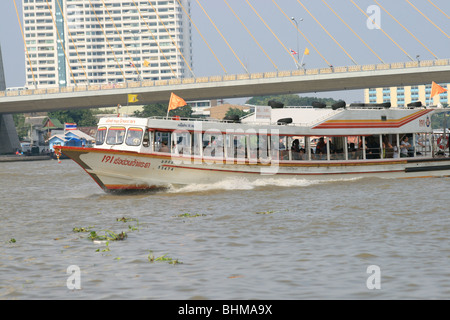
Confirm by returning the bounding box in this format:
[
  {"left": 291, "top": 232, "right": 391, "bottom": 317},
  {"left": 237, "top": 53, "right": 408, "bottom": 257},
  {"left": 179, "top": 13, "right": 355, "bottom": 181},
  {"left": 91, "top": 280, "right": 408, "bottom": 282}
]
[{"left": 437, "top": 135, "right": 449, "bottom": 150}]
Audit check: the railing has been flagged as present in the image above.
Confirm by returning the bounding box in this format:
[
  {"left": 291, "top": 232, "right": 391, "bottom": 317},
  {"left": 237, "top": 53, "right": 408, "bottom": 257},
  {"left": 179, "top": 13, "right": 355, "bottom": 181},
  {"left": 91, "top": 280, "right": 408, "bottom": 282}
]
[{"left": 0, "top": 58, "right": 448, "bottom": 98}]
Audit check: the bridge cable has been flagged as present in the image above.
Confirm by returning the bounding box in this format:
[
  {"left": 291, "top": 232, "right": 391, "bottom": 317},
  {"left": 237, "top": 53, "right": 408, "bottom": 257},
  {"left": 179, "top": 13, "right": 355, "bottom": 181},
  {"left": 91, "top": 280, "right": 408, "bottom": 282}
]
[
  {"left": 427, "top": 0, "right": 450, "bottom": 20},
  {"left": 321, "top": 0, "right": 385, "bottom": 64},
  {"left": 296, "top": 0, "right": 358, "bottom": 65},
  {"left": 374, "top": 0, "right": 439, "bottom": 60},
  {"left": 100, "top": 0, "right": 142, "bottom": 80},
  {"left": 87, "top": 0, "right": 128, "bottom": 82},
  {"left": 54, "top": 0, "right": 90, "bottom": 84},
  {"left": 130, "top": 0, "right": 178, "bottom": 78},
  {"left": 405, "top": 0, "right": 449, "bottom": 38},
  {"left": 350, "top": 0, "right": 415, "bottom": 61},
  {"left": 195, "top": 0, "right": 249, "bottom": 74},
  {"left": 271, "top": 0, "right": 331, "bottom": 67},
  {"left": 223, "top": 0, "right": 278, "bottom": 71},
  {"left": 13, "top": 0, "right": 36, "bottom": 87},
  {"left": 175, "top": 0, "right": 227, "bottom": 74},
  {"left": 45, "top": 0, "right": 78, "bottom": 86},
  {"left": 146, "top": 0, "right": 195, "bottom": 78},
  {"left": 245, "top": 0, "right": 300, "bottom": 69}
]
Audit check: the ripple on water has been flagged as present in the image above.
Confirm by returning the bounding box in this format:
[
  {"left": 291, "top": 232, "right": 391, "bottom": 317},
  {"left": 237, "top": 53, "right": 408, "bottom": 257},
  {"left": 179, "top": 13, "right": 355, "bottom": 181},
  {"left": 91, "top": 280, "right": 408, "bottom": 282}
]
[{"left": 0, "top": 161, "right": 449, "bottom": 299}]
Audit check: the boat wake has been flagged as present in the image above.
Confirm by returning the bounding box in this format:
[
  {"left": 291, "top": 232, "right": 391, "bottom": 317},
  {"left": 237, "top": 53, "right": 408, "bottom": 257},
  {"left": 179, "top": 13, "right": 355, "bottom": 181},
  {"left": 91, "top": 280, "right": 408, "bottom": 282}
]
[{"left": 167, "top": 176, "right": 359, "bottom": 194}]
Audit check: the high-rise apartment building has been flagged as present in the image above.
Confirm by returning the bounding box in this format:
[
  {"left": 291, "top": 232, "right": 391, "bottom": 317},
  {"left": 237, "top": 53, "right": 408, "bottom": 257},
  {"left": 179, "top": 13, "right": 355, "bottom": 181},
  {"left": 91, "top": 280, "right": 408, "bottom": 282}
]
[
  {"left": 22, "top": 0, "right": 192, "bottom": 88},
  {"left": 364, "top": 84, "right": 449, "bottom": 108}
]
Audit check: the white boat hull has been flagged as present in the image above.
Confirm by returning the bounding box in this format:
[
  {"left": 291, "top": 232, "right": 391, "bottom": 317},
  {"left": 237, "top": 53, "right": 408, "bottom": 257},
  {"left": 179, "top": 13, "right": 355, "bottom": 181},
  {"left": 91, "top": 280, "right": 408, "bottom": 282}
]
[{"left": 60, "top": 147, "right": 450, "bottom": 191}]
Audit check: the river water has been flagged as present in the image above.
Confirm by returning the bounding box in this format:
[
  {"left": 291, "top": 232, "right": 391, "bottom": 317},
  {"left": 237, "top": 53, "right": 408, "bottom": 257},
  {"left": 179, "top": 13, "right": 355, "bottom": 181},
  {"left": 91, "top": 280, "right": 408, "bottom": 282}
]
[{"left": 0, "top": 159, "right": 449, "bottom": 300}]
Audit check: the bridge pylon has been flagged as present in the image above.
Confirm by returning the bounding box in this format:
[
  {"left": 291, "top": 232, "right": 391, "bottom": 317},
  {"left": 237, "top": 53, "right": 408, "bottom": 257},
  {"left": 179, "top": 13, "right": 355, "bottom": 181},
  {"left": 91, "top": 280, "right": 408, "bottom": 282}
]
[{"left": 0, "top": 44, "right": 20, "bottom": 154}]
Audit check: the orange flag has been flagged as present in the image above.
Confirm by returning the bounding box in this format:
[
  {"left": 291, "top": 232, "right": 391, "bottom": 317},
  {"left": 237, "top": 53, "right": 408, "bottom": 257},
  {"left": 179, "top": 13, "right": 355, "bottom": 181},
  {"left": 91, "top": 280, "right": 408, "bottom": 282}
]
[
  {"left": 168, "top": 92, "right": 187, "bottom": 111},
  {"left": 431, "top": 81, "right": 447, "bottom": 98}
]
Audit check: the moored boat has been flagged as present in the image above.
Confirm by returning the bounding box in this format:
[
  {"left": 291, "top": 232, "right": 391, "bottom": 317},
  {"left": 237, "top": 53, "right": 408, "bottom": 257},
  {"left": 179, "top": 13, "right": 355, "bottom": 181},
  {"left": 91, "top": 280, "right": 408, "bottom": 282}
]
[{"left": 57, "top": 102, "right": 450, "bottom": 192}]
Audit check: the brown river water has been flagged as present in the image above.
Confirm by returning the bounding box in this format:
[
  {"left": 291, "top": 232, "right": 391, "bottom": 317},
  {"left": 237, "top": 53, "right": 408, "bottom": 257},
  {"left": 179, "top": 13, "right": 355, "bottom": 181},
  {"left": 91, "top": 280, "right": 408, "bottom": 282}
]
[{"left": 0, "top": 159, "right": 449, "bottom": 299}]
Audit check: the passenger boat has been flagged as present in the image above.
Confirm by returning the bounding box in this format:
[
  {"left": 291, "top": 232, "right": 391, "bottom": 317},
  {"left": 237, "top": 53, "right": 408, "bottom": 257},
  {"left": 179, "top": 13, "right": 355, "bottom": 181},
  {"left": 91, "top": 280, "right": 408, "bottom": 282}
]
[{"left": 56, "top": 101, "right": 450, "bottom": 192}]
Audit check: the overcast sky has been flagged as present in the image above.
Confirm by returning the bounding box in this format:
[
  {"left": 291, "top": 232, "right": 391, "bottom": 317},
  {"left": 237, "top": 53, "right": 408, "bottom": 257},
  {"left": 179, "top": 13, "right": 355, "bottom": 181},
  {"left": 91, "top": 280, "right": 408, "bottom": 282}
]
[{"left": 0, "top": 0, "right": 448, "bottom": 103}]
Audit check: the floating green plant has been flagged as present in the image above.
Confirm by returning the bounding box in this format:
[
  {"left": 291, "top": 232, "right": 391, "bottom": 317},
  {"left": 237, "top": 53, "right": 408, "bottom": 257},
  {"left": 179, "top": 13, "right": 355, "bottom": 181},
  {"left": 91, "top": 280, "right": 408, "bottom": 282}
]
[
  {"left": 176, "top": 213, "right": 206, "bottom": 218},
  {"left": 117, "top": 217, "right": 140, "bottom": 231},
  {"left": 89, "top": 230, "right": 127, "bottom": 241},
  {"left": 73, "top": 226, "right": 93, "bottom": 233},
  {"left": 8, "top": 238, "right": 16, "bottom": 243},
  {"left": 116, "top": 217, "right": 138, "bottom": 223},
  {"left": 255, "top": 210, "right": 274, "bottom": 215},
  {"left": 96, "top": 241, "right": 111, "bottom": 252},
  {"left": 147, "top": 250, "right": 182, "bottom": 264}
]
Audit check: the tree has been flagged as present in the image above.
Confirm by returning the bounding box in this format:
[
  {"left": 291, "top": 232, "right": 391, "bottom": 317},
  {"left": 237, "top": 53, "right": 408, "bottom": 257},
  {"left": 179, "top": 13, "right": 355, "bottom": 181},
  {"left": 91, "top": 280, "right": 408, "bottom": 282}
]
[
  {"left": 224, "top": 107, "right": 250, "bottom": 119},
  {"left": 134, "top": 103, "right": 193, "bottom": 118},
  {"left": 13, "top": 113, "right": 28, "bottom": 141},
  {"left": 48, "top": 109, "right": 98, "bottom": 127},
  {"left": 245, "top": 94, "right": 340, "bottom": 107}
]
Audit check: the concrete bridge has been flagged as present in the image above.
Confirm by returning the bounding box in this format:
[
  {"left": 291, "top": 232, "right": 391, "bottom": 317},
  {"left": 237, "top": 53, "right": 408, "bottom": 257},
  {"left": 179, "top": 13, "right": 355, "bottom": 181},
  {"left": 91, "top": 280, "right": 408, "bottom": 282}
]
[{"left": 0, "top": 59, "right": 449, "bottom": 114}]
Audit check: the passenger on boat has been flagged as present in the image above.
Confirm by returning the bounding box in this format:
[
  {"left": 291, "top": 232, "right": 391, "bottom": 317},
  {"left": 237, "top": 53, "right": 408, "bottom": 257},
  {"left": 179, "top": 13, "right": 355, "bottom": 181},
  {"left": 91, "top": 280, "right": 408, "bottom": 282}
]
[
  {"left": 366, "top": 136, "right": 380, "bottom": 159},
  {"left": 278, "top": 138, "right": 289, "bottom": 160},
  {"left": 159, "top": 141, "right": 170, "bottom": 153},
  {"left": 329, "top": 140, "right": 337, "bottom": 159},
  {"left": 382, "top": 135, "right": 394, "bottom": 158},
  {"left": 415, "top": 133, "right": 427, "bottom": 155},
  {"left": 291, "top": 139, "right": 301, "bottom": 160},
  {"left": 348, "top": 143, "right": 357, "bottom": 159},
  {"left": 316, "top": 137, "right": 327, "bottom": 160},
  {"left": 299, "top": 148, "right": 306, "bottom": 160},
  {"left": 400, "top": 136, "right": 411, "bottom": 157}
]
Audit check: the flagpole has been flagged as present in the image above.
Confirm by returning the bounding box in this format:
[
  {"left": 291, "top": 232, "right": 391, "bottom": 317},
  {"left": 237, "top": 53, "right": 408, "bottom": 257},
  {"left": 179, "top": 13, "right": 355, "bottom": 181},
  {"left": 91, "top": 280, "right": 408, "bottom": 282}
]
[{"left": 300, "top": 52, "right": 305, "bottom": 69}]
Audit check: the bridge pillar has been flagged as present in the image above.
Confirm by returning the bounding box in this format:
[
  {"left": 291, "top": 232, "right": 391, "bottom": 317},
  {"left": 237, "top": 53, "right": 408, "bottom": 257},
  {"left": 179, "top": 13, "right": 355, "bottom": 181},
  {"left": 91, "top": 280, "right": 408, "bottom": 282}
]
[{"left": 0, "top": 44, "right": 20, "bottom": 154}]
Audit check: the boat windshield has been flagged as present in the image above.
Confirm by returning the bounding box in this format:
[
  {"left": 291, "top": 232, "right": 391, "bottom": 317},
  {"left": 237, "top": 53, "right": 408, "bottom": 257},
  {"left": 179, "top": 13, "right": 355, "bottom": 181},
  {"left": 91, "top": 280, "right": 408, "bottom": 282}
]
[
  {"left": 96, "top": 127, "right": 107, "bottom": 145},
  {"left": 106, "top": 126, "right": 126, "bottom": 145},
  {"left": 125, "top": 127, "right": 144, "bottom": 146}
]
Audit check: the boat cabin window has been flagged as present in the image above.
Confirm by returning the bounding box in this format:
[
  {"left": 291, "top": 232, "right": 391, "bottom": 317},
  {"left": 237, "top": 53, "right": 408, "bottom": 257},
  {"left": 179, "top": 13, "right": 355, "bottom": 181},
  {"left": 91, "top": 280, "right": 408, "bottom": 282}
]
[
  {"left": 290, "top": 137, "right": 306, "bottom": 160},
  {"left": 155, "top": 131, "right": 171, "bottom": 153},
  {"left": 203, "top": 132, "right": 224, "bottom": 158},
  {"left": 106, "top": 126, "right": 126, "bottom": 145},
  {"left": 96, "top": 127, "right": 107, "bottom": 145},
  {"left": 225, "top": 134, "right": 246, "bottom": 159},
  {"left": 142, "top": 129, "right": 150, "bottom": 148},
  {"left": 125, "top": 127, "right": 144, "bottom": 146},
  {"left": 172, "top": 132, "right": 191, "bottom": 155},
  {"left": 365, "top": 135, "right": 381, "bottom": 159},
  {"left": 271, "top": 135, "right": 288, "bottom": 160}
]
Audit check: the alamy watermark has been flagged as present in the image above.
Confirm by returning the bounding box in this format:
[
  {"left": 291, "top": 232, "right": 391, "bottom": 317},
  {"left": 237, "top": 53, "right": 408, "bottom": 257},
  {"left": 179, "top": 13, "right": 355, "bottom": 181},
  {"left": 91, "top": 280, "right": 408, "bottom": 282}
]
[
  {"left": 169, "top": 123, "right": 281, "bottom": 175},
  {"left": 366, "top": 5, "right": 381, "bottom": 30},
  {"left": 366, "top": 265, "right": 381, "bottom": 290},
  {"left": 66, "top": 265, "right": 81, "bottom": 290}
]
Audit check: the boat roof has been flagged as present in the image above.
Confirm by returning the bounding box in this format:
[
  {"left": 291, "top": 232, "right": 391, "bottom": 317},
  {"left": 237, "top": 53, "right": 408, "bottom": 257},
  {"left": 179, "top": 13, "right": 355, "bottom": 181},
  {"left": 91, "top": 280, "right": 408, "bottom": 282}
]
[{"left": 97, "top": 106, "right": 440, "bottom": 136}]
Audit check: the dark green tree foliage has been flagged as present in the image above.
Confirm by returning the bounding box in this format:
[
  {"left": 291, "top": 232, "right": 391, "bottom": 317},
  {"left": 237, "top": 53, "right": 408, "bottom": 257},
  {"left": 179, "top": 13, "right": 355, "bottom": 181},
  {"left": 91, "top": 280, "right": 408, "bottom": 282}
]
[
  {"left": 48, "top": 109, "right": 97, "bottom": 127},
  {"left": 133, "top": 103, "right": 193, "bottom": 118},
  {"left": 12, "top": 113, "right": 28, "bottom": 140},
  {"left": 225, "top": 107, "right": 250, "bottom": 119},
  {"left": 246, "top": 94, "right": 340, "bottom": 107},
  {"left": 431, "top": 110, "right": 450, "bottom": 129}
]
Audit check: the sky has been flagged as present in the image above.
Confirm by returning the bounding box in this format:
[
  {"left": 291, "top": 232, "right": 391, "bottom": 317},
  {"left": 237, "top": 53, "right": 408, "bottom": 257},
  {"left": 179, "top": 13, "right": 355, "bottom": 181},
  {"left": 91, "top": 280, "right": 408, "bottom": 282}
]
[{"left": 0, "top": 0, "right": 448, "bottom": 104}]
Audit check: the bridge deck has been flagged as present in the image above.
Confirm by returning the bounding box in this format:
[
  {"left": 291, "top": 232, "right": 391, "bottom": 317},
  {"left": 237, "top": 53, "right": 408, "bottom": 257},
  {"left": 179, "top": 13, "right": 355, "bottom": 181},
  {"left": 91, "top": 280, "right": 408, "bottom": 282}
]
[{"left": 0, "top": 59, "right": 449, "bottom": 114}]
